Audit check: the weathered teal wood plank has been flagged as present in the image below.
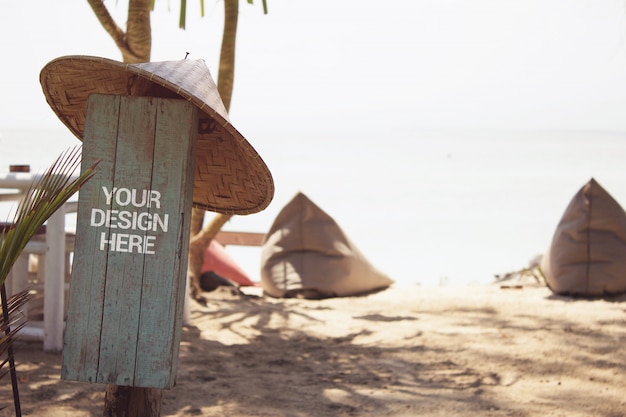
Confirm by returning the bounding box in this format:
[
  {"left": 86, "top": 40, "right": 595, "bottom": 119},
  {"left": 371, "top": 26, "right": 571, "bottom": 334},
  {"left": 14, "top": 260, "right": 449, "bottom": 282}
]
[
  {"left": 168, "top": 105, "right": 197, "bottom": 388},
  {"left": 133, "top": 99, "right": 197, "bottom": 388},
  {"left": 62, "top": 94, "right": 120, "bottom": 382},
  {"left": 97, "top": 96, "right": 157, "bottom": 386},
  {"left": 63, "top": 95, "right": 198, "bottom": 389}
]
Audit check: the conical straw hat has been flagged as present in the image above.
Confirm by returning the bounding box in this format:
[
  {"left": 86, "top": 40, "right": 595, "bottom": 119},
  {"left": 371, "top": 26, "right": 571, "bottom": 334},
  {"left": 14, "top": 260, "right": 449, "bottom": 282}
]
[{"left": 40, "top": 55, "right": 273, "bottom": 215}]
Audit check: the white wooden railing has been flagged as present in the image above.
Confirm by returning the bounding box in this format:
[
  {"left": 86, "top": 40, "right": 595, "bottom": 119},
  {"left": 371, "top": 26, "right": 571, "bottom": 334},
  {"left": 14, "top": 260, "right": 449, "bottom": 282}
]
[{"left": 1, "top": 171, "right": 72, "bottom": 352}]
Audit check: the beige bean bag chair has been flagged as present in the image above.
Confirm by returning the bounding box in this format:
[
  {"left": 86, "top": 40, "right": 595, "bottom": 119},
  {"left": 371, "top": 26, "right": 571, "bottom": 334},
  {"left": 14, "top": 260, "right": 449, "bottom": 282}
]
[
  {"left": 261, "top": 192, "right": 393, "bottom": 298},
  {"left": 541, "top": 178, "right": 626, "bottom": 296}
]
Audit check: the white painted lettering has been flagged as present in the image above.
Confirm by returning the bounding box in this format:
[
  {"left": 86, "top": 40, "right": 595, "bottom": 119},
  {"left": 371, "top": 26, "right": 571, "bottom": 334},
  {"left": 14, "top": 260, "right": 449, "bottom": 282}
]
[
  {"left": 144, "top": 235, "right": 156, "bottom": 255},
  {"left": 117, "top": 211, "right": 132, "bottom": 229},
  {"left": 91, "top": 208, "right": 105, "bottom": 227},
  {"left": 93, "top": 187, "right": 169, "bottom": 254},
  {"left": 116, "top": 188, "right": 131, "bottom": 206},
  {"left": 115, "top": 233, "right": 129, "bottom": 252},
  {"left": 128, "top": 234, "right": 143, "bottom": 253},
  {"left": 137, "top": 212, "right": 151, "bottom": 231},
  {"left": 149, "top": 190, "right": 161, "bottom": 209},
  {"left": 106, "top": 210, "right": 118, "bottom": 228},
  {"left": 131, "top": 189, "right": 147, "bottom": 208},
  {"left": 100, "top": 232, "right": 115, "bottom": 251},
  {"left": 152, "top": 213, "right": 168, "bottom": 233},
  {"left": 102, "top": 186, "right": 116, "bottom": 205}
]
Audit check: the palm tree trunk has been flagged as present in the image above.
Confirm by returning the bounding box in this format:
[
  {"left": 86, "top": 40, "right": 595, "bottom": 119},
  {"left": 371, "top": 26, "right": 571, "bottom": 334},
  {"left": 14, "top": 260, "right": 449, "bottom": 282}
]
[
  {"left": 87, "top": 0, "right": 151, "bottom": 62},
  {"left": 218, "top": 0, "right": 238, "bottom": 110},
  {"left": 124, "top": 0, "right": 152, "bottom": 62},
  {"left": 187, "top": 0, "right": 239, "bottom": 299}
]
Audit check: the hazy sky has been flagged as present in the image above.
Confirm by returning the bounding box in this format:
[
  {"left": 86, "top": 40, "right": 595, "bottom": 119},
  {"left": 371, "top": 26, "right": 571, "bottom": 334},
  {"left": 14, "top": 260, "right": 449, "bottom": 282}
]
[
  {"left": 2, "top": 0, "right": 626, "bottom": 133},
  {"left": 3, "top": 1, "right": 626, "bottom": 284}
]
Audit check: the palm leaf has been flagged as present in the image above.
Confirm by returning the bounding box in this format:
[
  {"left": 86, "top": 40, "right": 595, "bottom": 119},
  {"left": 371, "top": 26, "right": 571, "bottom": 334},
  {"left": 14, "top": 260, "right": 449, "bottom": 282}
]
[
  {"left": 0, "top": 290, "right": 30, "bottom": 363},
  {"left": 0, "top": 147, "right": 98, "bottom": 416},
  {"left": 0, "top": 146, "right": 99, "bottom": 287},
  {"left": 0, "top": 289, "right": 30, "bottom": 416}
]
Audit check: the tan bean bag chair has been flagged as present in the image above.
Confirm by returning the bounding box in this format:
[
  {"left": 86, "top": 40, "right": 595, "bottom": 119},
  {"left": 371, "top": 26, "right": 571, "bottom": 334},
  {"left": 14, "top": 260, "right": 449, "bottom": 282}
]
[
  {"left": 261, "top": 192, "right": 393, "bottom": 298},
  {"left": 541, "top": 178, "right": 626, "bottom": 296}
]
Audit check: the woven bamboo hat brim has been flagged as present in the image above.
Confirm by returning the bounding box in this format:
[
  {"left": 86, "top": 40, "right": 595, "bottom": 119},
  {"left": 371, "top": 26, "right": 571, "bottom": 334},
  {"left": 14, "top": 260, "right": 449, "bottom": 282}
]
[{"left": 40, "top": 55, "right": 273, "bottom": 215}]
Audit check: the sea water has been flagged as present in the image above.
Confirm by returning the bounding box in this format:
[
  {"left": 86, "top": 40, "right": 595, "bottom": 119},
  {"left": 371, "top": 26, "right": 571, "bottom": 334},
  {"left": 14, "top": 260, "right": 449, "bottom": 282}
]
[{"left": 3, "top": 127, "right": 626, "bottom": 287}]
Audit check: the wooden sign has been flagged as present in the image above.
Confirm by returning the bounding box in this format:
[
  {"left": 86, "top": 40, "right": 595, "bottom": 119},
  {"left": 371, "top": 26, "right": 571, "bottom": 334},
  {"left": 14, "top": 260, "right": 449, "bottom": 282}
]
[{"left": 62, "top": 94, "right": 197, "bottom": 389}]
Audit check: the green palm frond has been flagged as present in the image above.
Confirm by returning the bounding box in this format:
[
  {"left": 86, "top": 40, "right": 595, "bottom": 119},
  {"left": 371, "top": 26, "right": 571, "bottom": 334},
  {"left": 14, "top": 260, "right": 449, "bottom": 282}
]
[
  {"left": 0, "top": 289, "right": 30, "bottom": 362},
  {"left": 0, "top": 146, "right": 99, "bottom": 287},
  {"left": 0, "top": 289, "right": 30, "bottom": 415},
  {"left": 247, "top": 0, "right": 268, "bottom": 14},
  {"left": 0, "top": 147, "right": 98, "bottom": 416}
]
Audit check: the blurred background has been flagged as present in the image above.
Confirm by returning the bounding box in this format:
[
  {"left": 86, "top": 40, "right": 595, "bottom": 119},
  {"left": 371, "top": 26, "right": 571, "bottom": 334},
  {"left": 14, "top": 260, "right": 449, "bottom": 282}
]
[{"left": 2, "top": 0, "right": 626, "bottom": 286}]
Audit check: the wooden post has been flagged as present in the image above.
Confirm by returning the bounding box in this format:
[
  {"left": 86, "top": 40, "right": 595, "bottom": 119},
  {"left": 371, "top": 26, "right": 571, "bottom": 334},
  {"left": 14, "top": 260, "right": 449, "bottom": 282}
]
[
  {"left": 103, "top": 385, "right": 163, "bottom": 417},
  {"left": 44, "top": 205, "right": 65, "bottom": 352},
  {"left": 62, "top": 94, "right": 197, "bottom": 393}
]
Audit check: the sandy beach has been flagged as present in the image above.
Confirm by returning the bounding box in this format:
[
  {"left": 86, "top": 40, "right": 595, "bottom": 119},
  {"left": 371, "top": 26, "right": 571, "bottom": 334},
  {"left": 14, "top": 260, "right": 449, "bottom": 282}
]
[{"left": 1, "top": 283, "right": 625, "bottom": 417}]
